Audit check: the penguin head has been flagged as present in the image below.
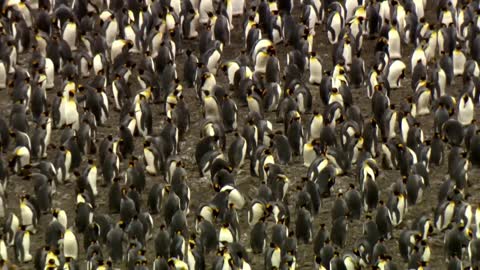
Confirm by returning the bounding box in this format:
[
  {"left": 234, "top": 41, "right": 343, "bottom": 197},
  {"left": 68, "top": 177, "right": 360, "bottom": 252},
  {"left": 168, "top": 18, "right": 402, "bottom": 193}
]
[
  {"left": 143, "top": 140, "right": 151, "bottom": 148},
  {"left": 213, "top": 182, "right": 221, "bottom": 192},
  {"left": 117, "top": 220, "right": 126, "bottom": 229},
  {"left": 19, "top": 224, "right": 27, "bottom": 231},
  {"left": 167, "top": 258, "right": 176, "bottom": 267},
  {"left": 314, "top": 255, "right": 322, "bottom": 265}
]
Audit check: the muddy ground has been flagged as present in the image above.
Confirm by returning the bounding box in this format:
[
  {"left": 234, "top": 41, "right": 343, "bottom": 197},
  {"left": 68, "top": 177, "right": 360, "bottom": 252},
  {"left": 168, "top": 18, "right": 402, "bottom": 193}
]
[{"left": 1, "top": 0, "right": 479, "bottom": 269}]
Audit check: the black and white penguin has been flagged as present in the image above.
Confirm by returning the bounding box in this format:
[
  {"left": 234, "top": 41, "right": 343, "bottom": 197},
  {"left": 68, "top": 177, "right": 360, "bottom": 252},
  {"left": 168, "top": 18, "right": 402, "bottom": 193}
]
[
  {"left": 19, "top": 195, "right": 38, "bottom": 234},
  {"left": 350, "top": 52, "right": 365, "bottom": 88},
  {"left": 10, "top": 145, "right": 31, "bottom": 174},
  {"left": 453, "top": 44, "right": 466, "bottom": 77},
  {"left": 458, "top": 93, "right": 474, "bottom": 126},
  {"left": 308, "top": 52, "right": 323, "bottom": 85},
  {"left": 444, "top": 223, "right": 472, "bottom": 260},
  {"left": 58, "top": 90, "right": 80, "bottom": 130},
  {"left": 62, "top": 227, "right": 78, "bottom": 260},
  {"left": 14, "top": 226, "right": 32, "bottom": 263},
  {"left": 221, "top": 94, "right": 238, "bottom": 133},
  {"left": 345, "top": 184, "right": 362, "bottom": 220},
  {"left": 4, "top": 212, "right": 19, "bottom": 246},
  {"left": 270, "top": 131, "right": 291, "bottom": 166},
  {"left": 443, "top": 119, "right": 465, "bottom": 147},
  {"left": 385, "top": 59, "right": 406, "bottom": 89},
  {"left": 250, "top": 217, "right": 267, "bottom": 254},
  {"left": 428, "top": 134, "right": 443, "bottom": 167},
  {"left": 415, "top": 86, "right": 431, "bottom": 116},
  {"left": 363, "top": 174, "right": 379, "bottom": 212},
  {"left": 434, "top": 198, "right": 456, "bottom": 231},
  {"left": 330, "top": 216, "right": 348, "bottom": 248},
  {"left": 286, "top": 111, "right": 304, "bottom": 156},
  {"left": 327, "top": 9, "right": 343, "bottom": 44}
]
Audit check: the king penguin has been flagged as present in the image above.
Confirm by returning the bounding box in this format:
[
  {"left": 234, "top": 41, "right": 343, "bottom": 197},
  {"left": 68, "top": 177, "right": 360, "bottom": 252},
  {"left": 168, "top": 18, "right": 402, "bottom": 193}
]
[
  {"left": 453, "top": 44, "right": 466, "bottom": 77},
  {"left": 386, "top": 60, "right": 406, "bottom": 89},
  {"left": 228, "top": 133, "right": 247, "bottom": 169},
  {"left": 458, "top": 93, "right": 474, "bottom": 126},
  {"left": 309, "top": 52, "right": 323, "bottom": 85},
  {"left": 19, "top": 195, "right": 38, "bottom": 234},
  {"left": 62, "top": 228, "right": 78, "bottom": 260},
  {"left": 14, "top": 226, "right": 32, "bottom": 263},
  {"left": 327, "top": 9, "right": 343, "bottom": 44}
]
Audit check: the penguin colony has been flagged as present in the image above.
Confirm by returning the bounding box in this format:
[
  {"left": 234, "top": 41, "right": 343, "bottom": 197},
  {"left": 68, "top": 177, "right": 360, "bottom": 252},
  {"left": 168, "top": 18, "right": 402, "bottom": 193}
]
[{"left": 1, "top": 0, "right": 480, "bottom": 268}]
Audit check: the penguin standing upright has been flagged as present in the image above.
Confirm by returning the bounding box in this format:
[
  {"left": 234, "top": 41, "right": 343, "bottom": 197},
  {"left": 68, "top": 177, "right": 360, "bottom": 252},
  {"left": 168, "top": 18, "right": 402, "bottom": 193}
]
[
  {"left": 0, "top": 61, "right": 7, "bottom": 89},
  {"left": 386, "top": 60, "right": 406, "bottom": 89},
  {"left": 184, "top": 50, "right": 199, "bottom": 88},
  {"left": 63, "top": 18, "right": 78, "bottom": 51},
  {"left": 458, "top": 93, "right": 474, "bottom": 126},
  {"left": 14, "top": 226, "right": 32, "bottom": 263},
  {"left": 309, "top": 52, "right": 323, "bottom": 85},
  {"left": 83, "top": 160, "right": 98, "bottom": 197},
  {"left": 62, "top": 228, "right": 78, "bottom": 260},
  {"left": 10, "top": 145, "right": 31, "bottom": 174},
  {"left": 203, "top": 91, "right": 222, "bottom": 122},
  {"left": 228, "top": 133, "right": 247, "bottom": 169},
  {"left": 59, "top": 91, "right": 80, "bottom": 130},
  {"left": 415, "top": 87, "right": 431, "bottom": 116},
  {"left": 221, "top": 94, "right": 238, "bottom": 132},
  {"left": 453, "top": 44, "right": 466, "bottom": 77},
  {"left": 4, "top": 212, "right": 19, "bottom": 247},
  {"left": 388, "top": 21, "right": 402, "bottom": 59},
  {"left": 287, "top": 111, "right": 304, "bottom": 156},
  {"left": 19, "top": 196, "right": 38, "bottom": 234},
  {"left": 107, "top": 221, "right": 126, "bottom": 264},
  {"left": 350, "top": 52, "right": 365, "bottom": 88},
  {"left": 327, "top": 9, "right": 343, "bottom": 44}
]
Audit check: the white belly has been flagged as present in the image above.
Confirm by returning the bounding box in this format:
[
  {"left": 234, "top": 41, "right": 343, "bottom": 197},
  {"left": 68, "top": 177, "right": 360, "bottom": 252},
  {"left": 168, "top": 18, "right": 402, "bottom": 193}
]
[
  {"left": 303, "top": 146, "right": 316, "bottom": 167},
  {"left": 458, "top": 99, "right": 474, "bottom": 125},
  {"left": 453, "top": 52, "right": 466, "bottom": 76},
  {"left": 22, "top": 232, "right": 31, "bottom": 262},
  {"left": 105, "top": 21, "right": 119, "bottom": 47},
  {"left": 417, "top": 92, "right": 431, "bottom": 116},
  {"left": 65, "top": 151, "right": 72, "bottom": 179},
  {"left": 111, "top": 40, "right": 125, "bottom": 62},
  {"left": 0, "top": 62, "right": 6, "bottom": 88},
  {"left": 80, "top": 58, "right": 89, "bottom": 77},
  {"left": 63, "top": 231, "right": 78, "bottom": 259},
  {"left": 63, "top": 25, "right": 77, "bottom": 50},
  {"left": 207, "top": 50, "right": 221, "bottom": 74},
  {"left": 45, "top": 58, "right": 55, "bottom": 88},
  {"left": 87, "top": 167, "right": 97, "bottom": 196},
  {"left": 64, "top": 101, "right": 79, "bottom": 130},
  {"left": 144, "top": 148, "right": 156, "bottom": 174},
  {"left": 227, "top": 65, "right": 239, "bottom": 85},
  {"left": 388, "top": 33, "right": 401, "bottom": 59},
  {"left": 93, "top": 54, "right": 103, "bottom": 75},
  {"left": 9, "top": 47, "right": 16, "bottom": 73}
]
